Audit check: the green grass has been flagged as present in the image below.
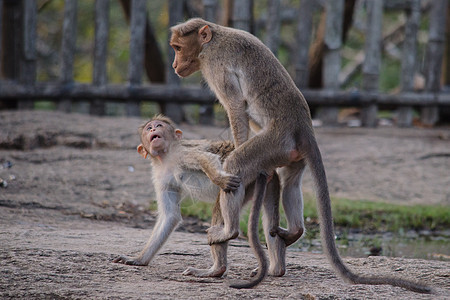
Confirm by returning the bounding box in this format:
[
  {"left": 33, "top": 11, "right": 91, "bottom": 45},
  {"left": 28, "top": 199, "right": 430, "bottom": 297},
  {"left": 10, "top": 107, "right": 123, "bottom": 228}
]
[
  {"left": 301, "top": 193, "right": 449, "bottom": 234},
  {"left": 180, "top": 200, "right": 214, "bottom": 221},
  {"left": 152, "top": 194, "right": 450, "bottom": 241}
]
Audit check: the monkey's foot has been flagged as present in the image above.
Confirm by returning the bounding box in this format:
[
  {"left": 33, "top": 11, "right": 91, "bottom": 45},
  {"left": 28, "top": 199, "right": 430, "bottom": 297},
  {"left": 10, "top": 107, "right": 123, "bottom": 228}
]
[
  {"left": 113, "top": 255, "right": 147, "bottom": 266},
  {"left": 182, "top": 265, "right": 226, "bottom": 278},
  {"left": 251, "top": 266, "right": 285, "bottom": 277},
  {"left": 207, "top": 226, "right": 239, "bottom": 245},
  {"left": 271, "top": 227, "right": 304, "bottom": 247}
]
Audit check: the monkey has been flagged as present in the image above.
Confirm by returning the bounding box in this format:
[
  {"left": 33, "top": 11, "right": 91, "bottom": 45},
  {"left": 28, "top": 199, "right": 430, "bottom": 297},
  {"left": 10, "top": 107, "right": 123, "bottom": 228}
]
[
  {"left": 169, "top": 18, "right": 432, "bottom": 293},
  {"left": 113, "top": 115, "right": 282, "bottom": 288}
]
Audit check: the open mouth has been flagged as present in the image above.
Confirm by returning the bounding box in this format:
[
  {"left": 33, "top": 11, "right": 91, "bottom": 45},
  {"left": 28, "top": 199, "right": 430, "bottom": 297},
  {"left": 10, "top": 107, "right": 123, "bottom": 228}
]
[{"left": 150, "top": 134, "right": 161, "bottom": 142}]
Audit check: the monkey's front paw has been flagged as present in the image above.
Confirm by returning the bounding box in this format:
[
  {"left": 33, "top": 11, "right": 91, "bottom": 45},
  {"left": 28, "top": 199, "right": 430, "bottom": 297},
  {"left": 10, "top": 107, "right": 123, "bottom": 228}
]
[
  {"left": 113, "top": 255, "right": 147, "bottom": 266},
  {"left": 207, "top": 226, "right": 238, "bottom": 245},
  {"left": 215, "top": 173, "right": 241, "bottom": 192},
  {"left": 182, "top": 266, "right": 226, "bottom": 277}
]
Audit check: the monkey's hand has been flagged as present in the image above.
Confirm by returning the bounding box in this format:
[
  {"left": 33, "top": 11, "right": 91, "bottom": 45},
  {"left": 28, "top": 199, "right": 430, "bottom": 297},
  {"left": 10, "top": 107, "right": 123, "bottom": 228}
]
[
  {"left": 212, "top": 172, "right": 241, "bottom": 192},
  {"left": 113, "top": 255, "right": 148, "bottom": 266}
]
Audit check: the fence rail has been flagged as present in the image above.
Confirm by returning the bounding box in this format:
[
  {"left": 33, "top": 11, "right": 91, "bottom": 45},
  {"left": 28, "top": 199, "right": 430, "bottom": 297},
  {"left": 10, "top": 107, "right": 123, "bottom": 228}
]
[
  {"left": 1, "top": 0, "right": 449, "bottom": 127},
  {"left": 1, "top": 81, "right": 449, "bottom": 107}
]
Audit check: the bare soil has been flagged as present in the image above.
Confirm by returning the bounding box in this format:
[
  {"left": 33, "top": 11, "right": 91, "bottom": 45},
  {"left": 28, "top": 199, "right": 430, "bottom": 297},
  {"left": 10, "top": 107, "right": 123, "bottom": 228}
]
[{"left": 1, "top": 110, "right": 449, "bottom": 299}]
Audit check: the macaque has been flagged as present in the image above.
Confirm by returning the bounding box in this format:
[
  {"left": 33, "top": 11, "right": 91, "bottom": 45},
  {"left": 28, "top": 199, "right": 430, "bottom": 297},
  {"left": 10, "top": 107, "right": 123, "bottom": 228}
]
[
  {"left": 169, "top": 18, "right": 431, "bottom": 293},
  {"left": 113, "top": 115, "right": 283, "bottom": 288}
]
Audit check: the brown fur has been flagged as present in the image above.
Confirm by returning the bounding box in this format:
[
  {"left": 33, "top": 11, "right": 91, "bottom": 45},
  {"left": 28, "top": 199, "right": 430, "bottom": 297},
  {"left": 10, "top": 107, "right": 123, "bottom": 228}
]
[
  {"left": 170, "top": 18, "right": 432, "bottom": 293},
  {"left": 115, "top": 115, "right": 279, "bottom": 289}
]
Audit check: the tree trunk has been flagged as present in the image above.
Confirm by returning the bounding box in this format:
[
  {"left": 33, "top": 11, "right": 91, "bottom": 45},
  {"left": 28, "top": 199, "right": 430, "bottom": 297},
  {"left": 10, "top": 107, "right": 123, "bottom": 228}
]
[
  {"left": 308, "top": 0, "right": 356, "bottom": 88},
  {"left": 119, "top": 0, "right": 165, "bottom": 83}
]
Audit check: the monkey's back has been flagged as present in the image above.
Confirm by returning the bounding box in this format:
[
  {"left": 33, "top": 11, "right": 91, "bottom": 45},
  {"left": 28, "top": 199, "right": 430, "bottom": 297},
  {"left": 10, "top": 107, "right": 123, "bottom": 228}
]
[{"left": 202, "top": 23, "right": 312, "bottom": 128}]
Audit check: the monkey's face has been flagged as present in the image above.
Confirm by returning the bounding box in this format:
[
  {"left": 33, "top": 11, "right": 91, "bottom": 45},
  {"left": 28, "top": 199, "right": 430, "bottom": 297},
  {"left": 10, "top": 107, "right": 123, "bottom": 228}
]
[
  {"left": 137, "top": 120, "right": 182, "bottom": 159},
  {"left": 170, "top": 34, "right": 202, "bottom": 78}
]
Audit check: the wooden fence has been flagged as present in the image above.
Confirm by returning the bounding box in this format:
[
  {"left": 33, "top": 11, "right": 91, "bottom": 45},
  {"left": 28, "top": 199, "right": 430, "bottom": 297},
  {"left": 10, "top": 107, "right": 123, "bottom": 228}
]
[{"left": 0, "top": 0, "right": 449, "bottom": 127}]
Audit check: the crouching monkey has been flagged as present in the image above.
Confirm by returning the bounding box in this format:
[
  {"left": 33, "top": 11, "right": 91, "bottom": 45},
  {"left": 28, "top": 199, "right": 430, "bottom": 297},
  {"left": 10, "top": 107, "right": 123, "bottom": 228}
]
[
  {"left": 113, "top": 115, "right": 284, "bottom": 288},
  {"left": 169, "top": 18, "right": 432, "bottom": 293}
]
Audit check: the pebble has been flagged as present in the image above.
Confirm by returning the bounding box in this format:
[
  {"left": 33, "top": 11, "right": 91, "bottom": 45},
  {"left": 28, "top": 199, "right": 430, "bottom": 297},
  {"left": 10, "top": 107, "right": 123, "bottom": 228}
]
[{"left": 0, "top": 178, "right": 7, "bottom": 188}]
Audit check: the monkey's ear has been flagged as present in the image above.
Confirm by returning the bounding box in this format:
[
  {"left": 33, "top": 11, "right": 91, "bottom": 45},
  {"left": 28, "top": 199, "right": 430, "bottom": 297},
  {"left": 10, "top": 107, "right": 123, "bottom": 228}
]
[
  {"left": 137, "top": 144, "right": 148, "bottom": 159},
  {"left": 175, "top": 129, "right": 183, "bottom": 140},
  {"left": 199, "top": 25, "right": 212, "bottom": 45}
]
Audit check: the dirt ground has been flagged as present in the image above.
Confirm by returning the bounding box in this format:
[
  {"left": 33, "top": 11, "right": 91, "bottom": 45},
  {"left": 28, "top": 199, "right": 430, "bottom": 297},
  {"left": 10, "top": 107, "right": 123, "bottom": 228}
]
[{"left": 1, "top": 110, "right": 449, "bottom": 299}]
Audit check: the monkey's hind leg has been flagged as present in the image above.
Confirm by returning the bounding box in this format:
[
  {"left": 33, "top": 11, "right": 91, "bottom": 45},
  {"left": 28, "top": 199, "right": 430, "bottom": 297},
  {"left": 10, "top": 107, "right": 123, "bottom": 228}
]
[
  {"left": 274, "top": 161, "right": 307, "bottom": 247},
  {"left": 207, "top": 184, "right": 244, "bottom": 245},
  {"left": 262, "top": 172, "right": 286, "bottom": 277},
  {"left": 183, "top": 195, "right": 228, "bottom": 278},
  {"left": 250, "top": 172, "right": 286, "bottom": 277}
]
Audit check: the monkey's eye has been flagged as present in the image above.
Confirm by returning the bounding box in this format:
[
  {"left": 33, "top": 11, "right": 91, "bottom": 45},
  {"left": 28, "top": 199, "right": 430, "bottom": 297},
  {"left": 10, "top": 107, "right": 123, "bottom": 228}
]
[
  {"left": 173, "top": 45, "right": 181, "bottom": 51},
  {"left": 146, "top": 126, "right": 152, "bottom": 131},
  {"left": 156, "top": 124, "right": 163, "bottom": 128}
]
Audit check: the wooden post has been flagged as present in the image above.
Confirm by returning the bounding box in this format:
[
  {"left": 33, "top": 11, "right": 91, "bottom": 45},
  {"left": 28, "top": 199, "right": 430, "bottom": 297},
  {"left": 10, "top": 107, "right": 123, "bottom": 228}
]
[
  {"left": 266, "top": 0, "right": 280, "bottom": 56},
  {"left": 398, "top": 0, "right": 420, "bottom": 127},
  {"left": 421, "top": 0, "right": 448, "bottom": 126},
  {"left": 199, "top": 0, "right": 217, "bottom": 125},
  {"left": 165, "top": 0, "right": 184, "bottom": 123},
  {"left": 231, "top": 0, "right": 253, "bottom": 32},
  {"left": 294, "top": 0, "right": 315, "bottom": 88},
  {"left": 59, "top": 0, "right": 77, "bottom": 113},
  {"left": 444, "top": 4, "right": 450, "bottom": 87},
  {"left": 118, "top": 0, "right": 166, "bottom": 83},
  {"left": 18, "top": 0, "right": 37, "bottom": 110},
  {"left": 126, "top": 0, "right": 146, "bottom": 116},
  {"left": 361, "top": 0, "right": 383, "bottom": 127},
  {"left": 91, "top": 0, "right": 109, "bottom": 116},
  {"left": 1, "top": 0, "right": 36, "bottom": 110},
  {"left": 320, "top": 0, "right": 344, "bottom": 125},
  {"left": 0, "top": 0, "right": 3, "bottom": 78},
  {"left": 1, "top": 1, "right": 20, "bottom": 82}
]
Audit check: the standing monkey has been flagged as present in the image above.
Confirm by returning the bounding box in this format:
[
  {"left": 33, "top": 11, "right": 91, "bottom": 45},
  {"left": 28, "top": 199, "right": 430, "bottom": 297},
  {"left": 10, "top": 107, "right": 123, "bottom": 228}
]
[
  {"left": 113, "top": 115, "right": 283, "bottom": 288},
  {"left": 169, "top": 18, "right": 432, "bottom": 293}
]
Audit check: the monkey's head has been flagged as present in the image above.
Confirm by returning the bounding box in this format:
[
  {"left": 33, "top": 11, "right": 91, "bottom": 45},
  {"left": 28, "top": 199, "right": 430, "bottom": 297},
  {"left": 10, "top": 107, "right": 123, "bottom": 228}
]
[
  {"left": 170, "top": 18, "right": 213, "bottom": 78},
  {"left": 137, "top": 115, "right": 183, "bottom": 159}
]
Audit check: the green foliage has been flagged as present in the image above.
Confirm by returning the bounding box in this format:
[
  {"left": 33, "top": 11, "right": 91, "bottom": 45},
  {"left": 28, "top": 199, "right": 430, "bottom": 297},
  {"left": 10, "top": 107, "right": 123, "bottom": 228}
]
[
  {"left": 379, "top": 55, "right": 401, "bottom": 92},
  {"left": 34, "top": 100, "right": 56, "bottom": 111},
  {"left": 326, "top": 197, "right": 450, "bottom": 233},
  {"left": 180, "top": 200, "right": 213, "bottom": 221},
  {"left": 140, "top": 102, "right": 161, "bottom": 118},
  {"left": 157, "top": 194, "right": 450, "bottom": 241}
]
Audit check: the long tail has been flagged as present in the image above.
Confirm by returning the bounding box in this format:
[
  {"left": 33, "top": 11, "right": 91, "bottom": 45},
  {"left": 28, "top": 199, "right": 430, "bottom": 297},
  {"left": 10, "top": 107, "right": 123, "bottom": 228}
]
[
  {"left": 229, "top": 172, "right": 268, "bottom": 289},
  {"left": 306, "top": 140, "right": 432, "bottom": 294}
]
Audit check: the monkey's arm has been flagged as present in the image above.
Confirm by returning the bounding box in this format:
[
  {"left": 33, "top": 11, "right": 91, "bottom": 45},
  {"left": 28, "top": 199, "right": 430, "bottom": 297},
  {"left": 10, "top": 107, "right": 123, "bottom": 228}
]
[
  {"left": 228, "top": 105, "right": 249, "bottom": 147},
  {"left": 113, "top": 190, "right": 181, "bottom": 266},
  {"left": 182, "top": 151, "right": 240, "bottom": 192},
  {"left": 217, "top": 73, "right": 249, "bottom": 147}
]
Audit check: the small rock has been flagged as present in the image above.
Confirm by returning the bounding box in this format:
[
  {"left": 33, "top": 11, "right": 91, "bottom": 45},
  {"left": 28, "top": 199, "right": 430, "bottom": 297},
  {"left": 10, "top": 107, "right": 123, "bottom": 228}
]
[
  {"left": 1, "top": 161, "right": 12, "bottom": 169},
  {"left": 0, "top": 178, "right": 7, "bottom": 188}
]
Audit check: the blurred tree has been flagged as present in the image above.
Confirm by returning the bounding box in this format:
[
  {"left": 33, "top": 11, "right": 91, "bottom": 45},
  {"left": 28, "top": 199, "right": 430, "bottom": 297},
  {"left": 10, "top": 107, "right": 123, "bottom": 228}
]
[
  {"left": 119, "top": 0, "right": 165, "bottom": 83},
  {"left": 308, "top": 0, "right": 356, "bottom": 88}
]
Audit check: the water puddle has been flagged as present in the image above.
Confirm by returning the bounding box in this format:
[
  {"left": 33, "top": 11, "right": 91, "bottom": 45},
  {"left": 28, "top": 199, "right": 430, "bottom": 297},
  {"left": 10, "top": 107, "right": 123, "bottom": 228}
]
[{"left": 291, "top": 229, "right": 450, "bottom": 261}]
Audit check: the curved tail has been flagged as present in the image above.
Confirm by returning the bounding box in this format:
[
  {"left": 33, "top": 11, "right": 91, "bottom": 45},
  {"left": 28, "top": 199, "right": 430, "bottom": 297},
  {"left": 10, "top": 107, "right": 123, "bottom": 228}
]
[
  {"left": 229, "top": 172, "right": 268, "bottom": 289},
  {"left": 306, "top": 140, "right": 432, "bottom": 294}
]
